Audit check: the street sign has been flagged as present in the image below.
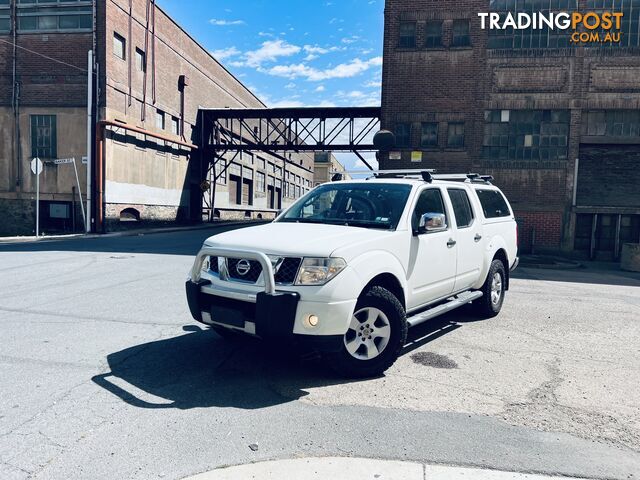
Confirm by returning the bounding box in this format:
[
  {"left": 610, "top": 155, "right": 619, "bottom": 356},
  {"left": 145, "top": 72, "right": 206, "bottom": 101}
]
[
  {"left": 53, "top": 158, "right": 75, "bottom": 165},
  {"left": 81, "top": 156, "right": 88, "bottom": 164},
  {"left": 31, "top": 158, "right": 43, "bottom": 175},
  {"left": 411, "top": 151, "right": 423, "bottom": 163},
  {"left": 389, "top": 151, "right": 401, "bottom": 160}
]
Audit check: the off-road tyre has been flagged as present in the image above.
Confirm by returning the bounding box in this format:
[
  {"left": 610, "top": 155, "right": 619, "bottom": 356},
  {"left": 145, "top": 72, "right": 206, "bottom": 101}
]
[
  {"left": 327, "top": 286, "right": 407, "bottom": 378},
  {"left": 473, "top": 259, "right": 506, "bottom": 318}
]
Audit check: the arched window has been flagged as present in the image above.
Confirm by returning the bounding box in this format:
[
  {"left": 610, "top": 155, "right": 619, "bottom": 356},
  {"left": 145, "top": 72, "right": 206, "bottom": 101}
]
[{"left": 120, "top": 208, "right": 140, "bottom": 222}]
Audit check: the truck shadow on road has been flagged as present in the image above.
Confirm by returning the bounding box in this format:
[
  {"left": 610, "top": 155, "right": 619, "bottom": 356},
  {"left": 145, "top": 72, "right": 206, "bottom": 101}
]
[{"left": 92, "top": 310, "right": 478, "bottom": 410}]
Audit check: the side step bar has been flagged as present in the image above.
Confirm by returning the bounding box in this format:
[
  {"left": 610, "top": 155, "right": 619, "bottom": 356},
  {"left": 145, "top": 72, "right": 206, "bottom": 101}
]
[{"left": 406, "top": 291, "right": 483, "bottom": 327}]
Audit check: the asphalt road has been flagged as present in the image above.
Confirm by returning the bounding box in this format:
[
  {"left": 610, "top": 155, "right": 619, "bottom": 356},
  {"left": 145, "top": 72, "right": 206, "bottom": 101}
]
[{"left": 1, "top": 226, "right": 639, "bottom": 480}]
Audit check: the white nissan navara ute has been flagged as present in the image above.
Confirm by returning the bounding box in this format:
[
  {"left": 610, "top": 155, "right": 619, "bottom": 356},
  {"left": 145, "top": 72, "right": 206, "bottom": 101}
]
[{"left": 186, "top": 171, "right": 518, "bottom": 377}]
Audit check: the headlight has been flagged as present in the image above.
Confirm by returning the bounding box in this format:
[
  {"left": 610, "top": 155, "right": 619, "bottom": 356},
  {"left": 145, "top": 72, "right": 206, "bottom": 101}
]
[{"left": 295, "top": 257, "right": 346, "bottom": 285}]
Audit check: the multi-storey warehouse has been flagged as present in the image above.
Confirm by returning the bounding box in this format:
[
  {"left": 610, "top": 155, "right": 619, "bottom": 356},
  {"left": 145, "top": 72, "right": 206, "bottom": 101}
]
[
  {"left": 381, "top": 0, "right": 640, "bottom": 259},
  {"left": 0, "top": 0, "right": 314, "bottom": 236}
]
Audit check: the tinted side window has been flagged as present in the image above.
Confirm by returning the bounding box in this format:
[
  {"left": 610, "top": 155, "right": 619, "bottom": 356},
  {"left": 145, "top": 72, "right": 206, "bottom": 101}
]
[
  {"left": 412, "top": 189, "right": 447, "bottom": 230},
  {"left": 448, "top": 189, "right": 474, "bottom": 227},
  {"left": 476, "top": 189, "right": 511, "bottom": 218}
]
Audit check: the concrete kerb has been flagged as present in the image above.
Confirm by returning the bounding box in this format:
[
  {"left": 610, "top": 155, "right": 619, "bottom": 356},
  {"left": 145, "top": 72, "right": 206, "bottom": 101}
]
[
  {"left": 0, "top": 220, "right": 267, "bottom": 245},
  {"left": 182, "top": 457, "right": 596, "bottom": 480}
]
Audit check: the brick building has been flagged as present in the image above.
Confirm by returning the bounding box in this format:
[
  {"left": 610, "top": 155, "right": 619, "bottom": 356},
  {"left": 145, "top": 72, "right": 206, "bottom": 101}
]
[
  {"left": 381, "top": 0, "right": 640, "bottom": 259},
  {"left": 0, "top": 0, "right": 314, "bottom": 236}
]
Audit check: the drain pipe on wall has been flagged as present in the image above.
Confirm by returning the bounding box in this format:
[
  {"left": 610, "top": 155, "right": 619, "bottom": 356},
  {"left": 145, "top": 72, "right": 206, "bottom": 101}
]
[
  {"left": 572, "top": 157, "right": 579, "bottom": 207},
  {"left": 86, "top": 50, "right": 93, "bottom": 233}
]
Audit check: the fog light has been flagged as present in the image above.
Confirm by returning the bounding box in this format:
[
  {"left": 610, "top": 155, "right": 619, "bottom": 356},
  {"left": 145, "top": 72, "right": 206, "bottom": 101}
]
[{"left": 305, "top": 314, "right": 319, "bottom": 328}]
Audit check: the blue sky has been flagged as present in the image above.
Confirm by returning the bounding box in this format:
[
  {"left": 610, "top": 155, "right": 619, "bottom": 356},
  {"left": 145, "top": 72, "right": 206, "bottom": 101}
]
[
  {"left": 158, "top": 0, "right": 384, "bottom": 108},
  {"left": 158, "top": 0, "right": 385, "bottom": 169}
]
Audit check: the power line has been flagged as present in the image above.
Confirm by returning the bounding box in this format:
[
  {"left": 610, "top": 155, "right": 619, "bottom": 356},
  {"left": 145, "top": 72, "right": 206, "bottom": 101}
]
[{"left": 0, "top": 38, "right": 89, "bottom": 73}]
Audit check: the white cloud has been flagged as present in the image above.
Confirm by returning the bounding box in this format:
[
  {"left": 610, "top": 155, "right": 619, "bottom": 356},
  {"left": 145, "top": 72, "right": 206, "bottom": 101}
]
[
  {"left": 244, "top": 39, "right": 301, "bottom": 67},
  {"left": 341, "top": 36, "right": 361, "bottom": 44},
  {"left": 265, "top": 56, "right": 382, "bottom": 82},
  {"left": 210, "top": 46, "right": 240, "bottom": 60},
  {"left": 304, "top": 54, "right": 319, "bottom": 61},
  {"left": 303, "top": 45, "right": 330, "bottom": 54},
  {"left": 269, "top": 99, "right": 306, "bottom": 108},
  {"left": 209, "top": 19, "right": 245, "bottom": 26},
  {"left": 315, "top": 85, "right": 325, "bottom": 92},
  {"left": 363, "top": 80, "right": 382, "bottom": 88},
  {"left": 284, "top": 82, "right": 296, "bottom": 89}
]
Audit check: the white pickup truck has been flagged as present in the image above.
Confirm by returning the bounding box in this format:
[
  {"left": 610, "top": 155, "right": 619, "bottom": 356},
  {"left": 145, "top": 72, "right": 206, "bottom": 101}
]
[{"left": 186, "top": 170, "right": 518, "bottom": 377}]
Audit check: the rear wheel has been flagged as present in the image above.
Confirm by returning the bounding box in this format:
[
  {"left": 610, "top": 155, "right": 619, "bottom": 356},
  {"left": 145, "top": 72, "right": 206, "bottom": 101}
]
[
  {"left": 327, "top": 286, "right": 407, "bottom": 378},
  {"left": 473, "top": 259, "right": 506, "bottom": 318}
]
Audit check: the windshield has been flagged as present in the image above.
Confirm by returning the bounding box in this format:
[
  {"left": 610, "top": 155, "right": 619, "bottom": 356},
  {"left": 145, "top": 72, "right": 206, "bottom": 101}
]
[{"left": 278, "top": 183, "right": 412, "bottom": 230}]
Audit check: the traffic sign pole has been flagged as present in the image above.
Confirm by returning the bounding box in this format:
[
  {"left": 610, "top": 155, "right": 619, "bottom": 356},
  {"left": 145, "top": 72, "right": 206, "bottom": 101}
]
[
  {"left": 71, "top": 158, "right": 87, "bottom": 229},
  {"left": 35, "top": 161, "right": 40, "bottom": 238},
  {"left": 31, "top": 158, "right": 43, "bottom": 237}
]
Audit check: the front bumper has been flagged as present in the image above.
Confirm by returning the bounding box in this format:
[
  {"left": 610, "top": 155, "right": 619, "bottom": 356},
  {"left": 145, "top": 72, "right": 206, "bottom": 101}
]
[{"left": 185, "top": 246, "right": 345, "bottom": 353}]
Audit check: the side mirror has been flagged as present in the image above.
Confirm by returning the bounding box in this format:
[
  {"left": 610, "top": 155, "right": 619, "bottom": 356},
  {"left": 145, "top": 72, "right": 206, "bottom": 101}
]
[{"left": 415, "top": 212, "right": 447, "bottom": 235}]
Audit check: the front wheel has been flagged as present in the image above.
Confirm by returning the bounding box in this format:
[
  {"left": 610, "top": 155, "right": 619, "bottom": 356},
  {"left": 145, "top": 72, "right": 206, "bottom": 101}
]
[
  {"left": 327, "top": 286, "right": 407, "bottom": 378},
  {"left": 473, "top": 259, "right": 506, "bottom": 318}
]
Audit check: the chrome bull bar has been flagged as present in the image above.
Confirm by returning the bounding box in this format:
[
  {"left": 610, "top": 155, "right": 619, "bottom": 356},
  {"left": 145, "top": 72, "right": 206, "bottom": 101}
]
[{"left": 189, "top": 247, "right": 276, "bottom": 295}]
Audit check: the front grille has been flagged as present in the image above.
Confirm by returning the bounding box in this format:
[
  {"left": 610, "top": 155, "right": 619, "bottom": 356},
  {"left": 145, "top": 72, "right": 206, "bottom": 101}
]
[
  {"left": 209, "top": 256, "right": 219, "bottom": 273},
  {"left": 227, "top": 258, "right": 263, "bottom": 283},
  {"left": 275, "top": 257, "right": 302, "bottom": 284},
  {"left": 209, "top": 256, "right": 302, "bottom": 285}
]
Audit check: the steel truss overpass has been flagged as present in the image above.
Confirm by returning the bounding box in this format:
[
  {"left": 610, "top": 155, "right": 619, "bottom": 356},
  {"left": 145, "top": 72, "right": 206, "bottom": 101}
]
[{"left": 196, "top": 106, "right": 381, "bottom": 220}]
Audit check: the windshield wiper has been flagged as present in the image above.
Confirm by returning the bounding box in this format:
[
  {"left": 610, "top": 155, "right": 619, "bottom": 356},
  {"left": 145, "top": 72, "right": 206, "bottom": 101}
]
[
  {"left": 279, "top": 218, "right": 327, "bottom": 225},
  {"left": 279, "top": 217, "right": 392, "bottom": 230},
  {"left": 341, "top": 220, "right": 393, "bottom": 230}
]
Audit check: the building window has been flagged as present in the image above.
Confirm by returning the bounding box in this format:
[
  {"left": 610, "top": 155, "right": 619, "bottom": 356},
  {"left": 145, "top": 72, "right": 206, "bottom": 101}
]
[
  {"left": 135, "top": 48, "right": 146, "bottom": 72},
  {"left": 256, "top": 171, "right": 266, "bottom": 192},
  {"left": 421, "top": 122, "right": 438, "bottom": 147},
  {"left": 425, "top": 21, "right": 442, "bottom": 48},
  {"left": 170, "top": 116, "right": 179, "bottom": 136},
  {"left": 447, "top": 122, "right": 465, "bottom": 148},
  {"left": 398, "top": 21, "right": 416, "bottom": 48},
  {"left": 17, "top": 0, "right": 92, "bottom": 32},
  {"left": 257, "top": 157, "right": 266, "bottom": 169},
  {"left": 451, "top": 20, "right": 470, "bottom": 47},
  {"left": 113, "top": 33, "right": 126, "bottom": 60},
  {"left": 582, "top": 110, "right": 640, "bottom": 139},
  {"left": 30, "top": 115, "right": 57, "bottom": 159},
  {"left": 0, "top": 0, "right": 10, "bottom": 33},
  {"left": 315, "top": 152, "right": 330, "bottom": 162},
  {"left": 488, "top": 1, "right": 579, "bottom": 49},
  {"left": 229, "top": 163, "right": 241, "bottom": 177},
  {"left": 583, "top": 0, "right": 640, "bottom": 47},
  {"left": 155, "top": 110, "right": 165, "bottom": 130},
  {"left": 395, "top": 123, "right": 411, "bottom": 148},
  {"left": 483, "top": 110, "right": 569, "bottom": 161},
  {"left": 215, "top": 160, "right": 227, "bottom": 184}
]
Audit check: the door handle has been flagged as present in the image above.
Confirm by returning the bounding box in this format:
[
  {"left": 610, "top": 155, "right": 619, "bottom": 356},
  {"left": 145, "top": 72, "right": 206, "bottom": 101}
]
[
  {"left": 474, "top": 234, "right": 482, "bottom": 242},
  {"left": 447, "top": 239, "right": 457, "bottom": 248}
]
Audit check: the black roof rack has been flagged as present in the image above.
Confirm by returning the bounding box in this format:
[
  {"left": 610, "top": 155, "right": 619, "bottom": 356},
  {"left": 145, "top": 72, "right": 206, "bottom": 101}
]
[{"left": 330, "top": 170, "right": 494, "bottom": 184}]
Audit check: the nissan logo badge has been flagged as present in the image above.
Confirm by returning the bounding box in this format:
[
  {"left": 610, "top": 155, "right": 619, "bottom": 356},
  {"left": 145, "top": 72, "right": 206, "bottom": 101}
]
[{"left": 236, "top": 259, "right": 251, "bottom": 276}]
